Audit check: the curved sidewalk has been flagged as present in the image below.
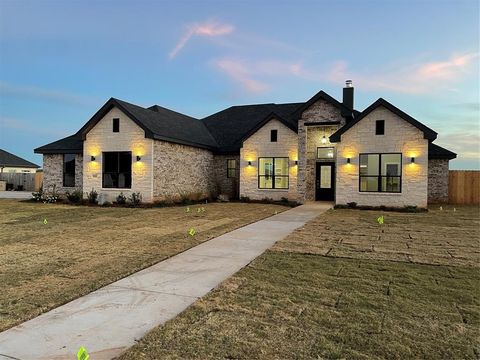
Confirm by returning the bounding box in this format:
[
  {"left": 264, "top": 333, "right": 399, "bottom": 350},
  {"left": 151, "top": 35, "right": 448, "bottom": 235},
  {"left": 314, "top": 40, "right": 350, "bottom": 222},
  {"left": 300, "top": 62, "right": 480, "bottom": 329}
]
[{"left": 0, "top": 202, "right": 331, "bottom": 360}]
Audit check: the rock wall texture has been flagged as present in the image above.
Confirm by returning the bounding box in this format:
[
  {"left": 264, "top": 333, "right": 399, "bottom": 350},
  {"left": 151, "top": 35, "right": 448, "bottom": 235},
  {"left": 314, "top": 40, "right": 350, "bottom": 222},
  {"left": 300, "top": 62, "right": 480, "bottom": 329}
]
[
  {"left": 42, "top": 154, "right": 83, "bottom": 194},
  {"left": 428, "top": 158, "right": 449, "bottom": 203},
  {"left": 240, "top": 118, "right": 298, "bottom": 201},
  {"left": 83, "top": 107, "right": 154, "bottom": 202},
  {"left": 298, "top": 99, "right": 345, "bottom": 202},
  {"left": 152, "top": 140, "right": 215, "bottom": 201},
  {"left": 335, "top": 106, "right": 429, "bottom": 208},
  {"left": 213, "top": 154, "right": 240, "bottom": 199}
]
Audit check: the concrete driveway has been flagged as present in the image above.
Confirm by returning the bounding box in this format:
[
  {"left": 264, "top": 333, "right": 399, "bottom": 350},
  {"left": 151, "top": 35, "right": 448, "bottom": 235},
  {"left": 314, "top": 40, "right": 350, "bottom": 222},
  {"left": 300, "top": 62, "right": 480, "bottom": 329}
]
[{"left": 0, "top": 202, "right": 332, "bottom": 360}]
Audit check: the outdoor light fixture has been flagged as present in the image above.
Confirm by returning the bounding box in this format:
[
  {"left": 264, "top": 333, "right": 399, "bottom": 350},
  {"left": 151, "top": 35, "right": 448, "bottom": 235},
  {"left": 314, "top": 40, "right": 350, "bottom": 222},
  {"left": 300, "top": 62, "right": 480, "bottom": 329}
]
[
  {"left": 136, "top": 156, "right": 141, "bottom": 161},
  {"left": 90, "top": 156, "right": 95, "bottom": 161},
  {"left": 295, "top": 160, "right": 298, "bottom": 165},
  {"left": 321, "top": 135, "right": 327, "bottom": 144},
  {"left": 248, "top": 161, "right": 252, "bottom": 166},
  {"left": 347, "top": 157, "right": 351, "bottom": 164},
  {"left": 411, "top": 157, "right": 415, "bottom": 163}
]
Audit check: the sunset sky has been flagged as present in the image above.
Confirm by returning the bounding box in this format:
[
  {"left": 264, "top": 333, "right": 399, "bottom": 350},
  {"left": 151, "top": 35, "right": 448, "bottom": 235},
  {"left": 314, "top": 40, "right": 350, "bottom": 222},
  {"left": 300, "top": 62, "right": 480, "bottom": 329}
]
[{"left": 0, "top": 0, "right": 478, "bottom": 169}]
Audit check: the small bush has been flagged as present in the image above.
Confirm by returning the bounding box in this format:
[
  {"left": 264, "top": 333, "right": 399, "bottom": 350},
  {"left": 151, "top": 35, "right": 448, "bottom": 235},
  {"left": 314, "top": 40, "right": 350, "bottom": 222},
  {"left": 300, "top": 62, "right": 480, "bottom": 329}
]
[
  {"left": 240, "top": 196, "right": 250, "bottom": 203},
  {"left": 102, "top": 201, "right": 112, "bottom": 207},
  {"left": 32, "top": 190, "right": 43, "bottom": 202},
  {"left": 116, "top": 192, "right": 127, "bottom": 205},
  {"left": 87, "top": 188, "right": 98, "bottom": 204},
  {"left": 347, "top": 202, "right": 357, "bottom": 209},
  {"left": 129, "top": 192, "right": 142, "bottom": 207},
  {"left": 66, "top": 189, "right": 83, "bottom": 203},
  {"left": 179, "top": 192, "right": 192, "bottom": 205}
]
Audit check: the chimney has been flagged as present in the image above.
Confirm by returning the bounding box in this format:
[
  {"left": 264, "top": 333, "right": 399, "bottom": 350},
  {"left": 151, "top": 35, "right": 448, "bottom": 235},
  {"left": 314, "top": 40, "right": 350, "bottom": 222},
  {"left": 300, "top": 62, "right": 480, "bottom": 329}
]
[{"left": 343, "top": 80, "right": 354, "bottom": 110}]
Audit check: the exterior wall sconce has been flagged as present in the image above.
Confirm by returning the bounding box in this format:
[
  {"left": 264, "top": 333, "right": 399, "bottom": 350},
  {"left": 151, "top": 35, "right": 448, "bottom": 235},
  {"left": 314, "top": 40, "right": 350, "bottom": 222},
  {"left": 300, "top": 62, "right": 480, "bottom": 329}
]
[
  {"left": 294, "top": 160, "right": 298, "bottom": 165},
  {"left": 321, "top": 135, "right": 327, "bottom": 144},
  {"left": 347, "top": 157, "right": 351, "bottom": 164},
  {"left": 90, "top": 156, "right": 95, "bottom": 161},
  {"left": 136, "top": 156, "right": 141, "bottom": 161},
  {"left": 411, "top": 157, "right": 415, "bottom": 163},
  {"left": 248, "top": 161, "right": 252, "bottom": 166}
]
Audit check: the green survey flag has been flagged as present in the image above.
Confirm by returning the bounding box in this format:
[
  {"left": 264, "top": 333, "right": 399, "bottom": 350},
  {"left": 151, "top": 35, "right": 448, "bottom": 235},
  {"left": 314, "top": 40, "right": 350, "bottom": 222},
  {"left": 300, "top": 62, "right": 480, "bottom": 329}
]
[
  {"left": 77, "top": 346, "right": 90, "bottom": 360},
  {"left": 377, "top": 216, "right": 384, "bottom": 225}
]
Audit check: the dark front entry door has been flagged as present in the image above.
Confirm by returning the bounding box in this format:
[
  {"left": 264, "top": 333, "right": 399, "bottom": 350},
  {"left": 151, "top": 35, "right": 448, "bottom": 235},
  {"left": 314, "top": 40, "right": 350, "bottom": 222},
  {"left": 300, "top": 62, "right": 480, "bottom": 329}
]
[{"left": 315, "top": 162, "right": 335, "bottom": 201}]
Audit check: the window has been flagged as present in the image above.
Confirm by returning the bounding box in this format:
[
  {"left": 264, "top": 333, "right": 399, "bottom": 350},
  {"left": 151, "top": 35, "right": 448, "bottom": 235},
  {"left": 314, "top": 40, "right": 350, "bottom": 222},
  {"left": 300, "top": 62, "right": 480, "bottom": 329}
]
[
  {"left": 270, "top": 129, "right": 278, "bottom": 142},
  {"left": 63, "top": 154, "right": 76, "bottom": 187},
  {"left": 359, "top": 153, "right": 401, "bottom": 193},
  {"left": 317, "top": 147, "right": 335, "bottom": 159},
  {"left": 258, "top": 157, "right": 289, "bottom": 189},
  {"left": 102, "top": 152, "right": 132, "bottom": 188},
  {"left": 113, "top": 118, "right": 120, "bottom": 132},
  {"left": 376, "top": 120, "right": 385, "bottom": 135},
  {"left": 227, "top": 159, "right": 236, "bottom": 178}
]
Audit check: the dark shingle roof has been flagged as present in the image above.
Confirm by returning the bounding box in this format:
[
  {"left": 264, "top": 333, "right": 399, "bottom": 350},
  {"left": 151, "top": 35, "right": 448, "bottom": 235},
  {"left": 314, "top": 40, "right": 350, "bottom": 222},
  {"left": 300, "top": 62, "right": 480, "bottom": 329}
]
[
  {"left": 34, "top": 134, "right": 83, "bottom": 154},
  {"left": 429, "top": 143, "right": 457, "bottom": 160},
  {"left": 0, "top": 149, "right": 39, "bottom": 168},
  {"left": 202, "top": 103, "right": 303, "bottom": 153}
]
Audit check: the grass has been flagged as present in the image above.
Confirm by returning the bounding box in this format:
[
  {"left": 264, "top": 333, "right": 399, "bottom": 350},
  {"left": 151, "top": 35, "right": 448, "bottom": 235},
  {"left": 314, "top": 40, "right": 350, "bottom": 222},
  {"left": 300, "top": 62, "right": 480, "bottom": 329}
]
[
  {"left": 0, "top": 199, "right": 287, "bottom": 331},
  {"left": 120, "top": 205, "right": 480, "bottom": 360}
]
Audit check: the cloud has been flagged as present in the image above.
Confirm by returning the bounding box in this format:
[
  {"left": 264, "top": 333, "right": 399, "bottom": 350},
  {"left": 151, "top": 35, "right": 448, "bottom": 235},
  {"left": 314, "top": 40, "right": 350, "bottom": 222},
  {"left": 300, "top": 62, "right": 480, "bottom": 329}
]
[
  {"left": 436, "top": 131, "right": 480, "bottom": 161},
  {"left": 169, "top": 21, "right": 234, "bottom": 59},
  {"left": 0, "top": 116, "right": 69, "bottom": 137},
  {"left": 0, "top": 81, "right": 99, "bottom": 106},
  {"left": 213, "top": 58, "right": 303, "bottom": 93},
  {"left": 319, "top": 52, "right": 479, "bottom": 94}
]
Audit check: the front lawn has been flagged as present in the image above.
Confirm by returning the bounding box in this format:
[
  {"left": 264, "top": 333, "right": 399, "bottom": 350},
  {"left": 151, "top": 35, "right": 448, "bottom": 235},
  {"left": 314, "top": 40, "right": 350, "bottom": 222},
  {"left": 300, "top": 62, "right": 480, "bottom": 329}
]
[
  {"left": 120, "top": 205, "right": 480, "bottom": 360},
  {"left": 0, "top": 200, "right": 287, "bottom": 331}
]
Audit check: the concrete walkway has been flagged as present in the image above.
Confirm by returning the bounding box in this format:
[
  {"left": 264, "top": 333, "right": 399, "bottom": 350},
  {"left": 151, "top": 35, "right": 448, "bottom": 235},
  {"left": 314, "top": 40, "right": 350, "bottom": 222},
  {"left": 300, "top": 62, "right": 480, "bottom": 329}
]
[
  {"left": 0, "top": 191, "right": 32, "bottom": 199},
  {"left": 0, "top": 202, "right": 331, "bottom": 360}
]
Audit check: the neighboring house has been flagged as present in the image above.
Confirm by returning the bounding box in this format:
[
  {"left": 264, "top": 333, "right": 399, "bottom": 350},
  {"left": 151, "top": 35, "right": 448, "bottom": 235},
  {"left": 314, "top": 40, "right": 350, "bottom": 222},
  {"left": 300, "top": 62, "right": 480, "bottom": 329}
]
[
  {"left": 35, "top": 81, "right": 456, "bottom": 207},
  {"left": 0, "top": 149, "right": 39, "bottom": 174}
]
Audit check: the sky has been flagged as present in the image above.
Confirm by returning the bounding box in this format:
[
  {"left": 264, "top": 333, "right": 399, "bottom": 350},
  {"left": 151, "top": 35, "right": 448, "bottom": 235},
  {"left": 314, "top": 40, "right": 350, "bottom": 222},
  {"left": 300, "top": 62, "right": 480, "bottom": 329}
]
[{"left": 0, "top": 0, "right": 478, "bottom": 169}]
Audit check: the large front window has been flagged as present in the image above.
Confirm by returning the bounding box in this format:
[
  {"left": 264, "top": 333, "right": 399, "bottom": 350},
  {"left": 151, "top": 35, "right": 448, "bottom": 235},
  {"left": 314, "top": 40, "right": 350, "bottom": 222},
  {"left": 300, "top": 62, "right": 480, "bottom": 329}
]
[
  {"left": 359, "top": 153, "right": 402, "bottom": 193},
  {"left": 63, "top": 154, "right": 76, "bottom": 187},
  {"left": 102, "top": 152, "right": 132, "bottom": 188},
  {"left": 258, "top": 157, "right": 289, "bottom": 189}
]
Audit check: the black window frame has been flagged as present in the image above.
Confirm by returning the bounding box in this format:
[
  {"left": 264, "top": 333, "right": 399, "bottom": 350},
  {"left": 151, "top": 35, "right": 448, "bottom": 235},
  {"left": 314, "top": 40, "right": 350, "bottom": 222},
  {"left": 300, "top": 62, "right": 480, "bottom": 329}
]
[
  {"left": 227, "top": 159, "right": 236, "bottom": 178},
  {"left": 270, "top": 129, "right": 278, "bottom": 142},
  {"left": 102, "top": 151, "right": 132, "bottom": 189},
  {"left": 359, "top": 152, "right": 402, "bottom": 193},
  {"left": 316, "top": 146, "right": 335, "bottom": 159},
  {"left": 375, "top": 120, "right": 385, "bottom": 135},
  {"left": 258, "top": 157, "right": 289, "bottom": 189},
  {"left": 63, "top": 153, "right": 76, "bottom": 187},
  {"left": 113, "top": 118, "right": 120, "bottom": 133}
]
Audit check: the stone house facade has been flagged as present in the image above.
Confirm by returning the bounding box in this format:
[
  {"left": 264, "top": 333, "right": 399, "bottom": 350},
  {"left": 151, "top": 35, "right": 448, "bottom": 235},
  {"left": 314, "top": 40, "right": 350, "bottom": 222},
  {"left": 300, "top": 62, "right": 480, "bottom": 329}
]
[{"left": 35, "top": 82, "right": 456, "bottom": 207}]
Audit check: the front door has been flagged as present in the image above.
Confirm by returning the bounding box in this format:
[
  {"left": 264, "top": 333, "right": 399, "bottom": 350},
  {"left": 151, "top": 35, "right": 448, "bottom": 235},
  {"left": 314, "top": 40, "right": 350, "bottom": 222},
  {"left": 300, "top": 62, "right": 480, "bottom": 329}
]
[{"left": 315, "top": 162, "right": 335, "bottom": 201}]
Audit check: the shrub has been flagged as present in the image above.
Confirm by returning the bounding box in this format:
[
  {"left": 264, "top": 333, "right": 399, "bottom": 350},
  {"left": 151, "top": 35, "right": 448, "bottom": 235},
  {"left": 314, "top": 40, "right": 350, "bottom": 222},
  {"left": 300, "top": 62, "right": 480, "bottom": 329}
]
[
  {"left": 66, "top": 189, "right": 83, "bottom": 203},
  {"left": 129, "top": 192, "right": 142, "bottom": 207},
  {"left": 87, "top": 188, "right": 98, "bottom": 204},
  {"left": 347, "top": 202, "right": 357, "bottom": 209},
  {"left": 240, "top": 196, "right": 250, "bottom": 203},
  {"left": 179, "top": 191, "right": 192, "bottom": 205},
  {"left": 116, "top": 192, "right": 127, "bottom": 205},
  {"left": 102, "top": 201, "right": 112, "bottom": 207},
  {"left": 32, "top": 190, "right": 43, "bottom": 202}
]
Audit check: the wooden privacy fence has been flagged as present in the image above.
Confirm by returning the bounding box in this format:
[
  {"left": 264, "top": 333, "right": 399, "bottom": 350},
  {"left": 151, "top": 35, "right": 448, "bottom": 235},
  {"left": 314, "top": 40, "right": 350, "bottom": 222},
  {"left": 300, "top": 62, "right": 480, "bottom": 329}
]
[
  {"left": 449, "top": 170, "right": 480, "bottom": 204},
  {"left": 0, "top": 172, "right": 36, "bottom": 191}
]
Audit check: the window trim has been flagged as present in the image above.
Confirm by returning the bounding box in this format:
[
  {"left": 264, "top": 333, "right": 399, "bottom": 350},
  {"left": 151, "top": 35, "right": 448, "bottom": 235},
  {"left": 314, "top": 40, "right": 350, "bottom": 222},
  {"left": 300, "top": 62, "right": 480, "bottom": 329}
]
[
  {"left": 62, "top": 153, "right": 76, "bottom": 188},
  {"left": 358, "top": 152, "right": 402, "bottom": 193},
  {"left": 257, "top": 157, "right": 289, "bottom": 190},
  {"left": 270, "top": 129, "right": 278, "bottom": 142},
  {"left": 113, "top": 118, "right": 120, "bottom": 133},
  {"left": 316, "top": 146, "right": 335, "bottom": 159},
  {"left": 375, "top": 120, "right": 385, "bottom": 135},
  {"left": 102, "top": 151, "right": 132, "bottom": 189},
  {"left": 227, "top": 159, "right": 236, "bottom": 178}
]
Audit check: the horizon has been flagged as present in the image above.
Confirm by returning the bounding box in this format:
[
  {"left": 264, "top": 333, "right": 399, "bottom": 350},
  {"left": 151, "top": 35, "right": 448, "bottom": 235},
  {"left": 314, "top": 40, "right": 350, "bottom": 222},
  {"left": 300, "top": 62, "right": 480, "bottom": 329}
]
[{"left": 0, "top": 0, "right": 479, "bottom": 169}]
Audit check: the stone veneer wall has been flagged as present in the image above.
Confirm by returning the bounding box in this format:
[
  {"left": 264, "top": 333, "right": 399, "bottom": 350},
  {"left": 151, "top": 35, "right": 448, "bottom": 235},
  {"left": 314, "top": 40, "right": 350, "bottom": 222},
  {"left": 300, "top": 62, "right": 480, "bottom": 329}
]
[
  {"left": 83, "top": 107, "right": 154, "bottom": 202},
  {"left": 335, "top": 106, "right": 429, "bottom": 208},
  {"left": 153, "top": 141, "right": 215, "bottom": 201},
  {"left": 213, "top": 154, "right": 240, "bottom": 199},
  {"left": 42, "top": 154, "right": 83, "bottom": 194},
  {"left": 298, "top": 99, "right": 345, "bottom": 202},
  {"left": 240, "top": 118, "right": 298, "bottom": 201},
  {"left": 428, "top": 158, "right": 449, "bottom": 203}
]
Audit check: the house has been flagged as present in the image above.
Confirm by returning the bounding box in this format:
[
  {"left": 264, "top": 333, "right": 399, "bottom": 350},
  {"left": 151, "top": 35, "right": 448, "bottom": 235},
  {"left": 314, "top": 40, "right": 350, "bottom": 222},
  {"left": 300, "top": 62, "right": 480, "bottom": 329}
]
[
  {"left": 0, "top": 149, "right": 39, "bottom": 174},
  {"left": 34, "top": 81, "right": 456, "bottom": 207}
]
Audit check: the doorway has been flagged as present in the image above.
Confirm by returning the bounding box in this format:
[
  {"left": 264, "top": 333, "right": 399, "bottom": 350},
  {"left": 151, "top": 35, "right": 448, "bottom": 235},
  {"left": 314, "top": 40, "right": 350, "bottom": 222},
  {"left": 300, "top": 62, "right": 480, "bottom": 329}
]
[{"left": 315, "top": 162, "right": 335, "bottom": 201}]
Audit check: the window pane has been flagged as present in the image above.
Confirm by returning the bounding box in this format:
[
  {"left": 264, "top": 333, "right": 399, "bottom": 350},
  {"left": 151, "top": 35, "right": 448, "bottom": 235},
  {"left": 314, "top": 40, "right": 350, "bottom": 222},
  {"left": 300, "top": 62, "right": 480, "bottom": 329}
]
[
  {"left": 119, "top": 152, "right": 132, "bottom": 173},
  {"left": 259, "top": 158, "right": 273, "bottom": 176},
  {"left": 227, "top": 159, "right": 236, "bottom": 168},
  {"left": 259, "top": 176, "right": 273, "bottom": 189},
  {"left": 360, "top": 176, "right": 379, "bottom": 191},
  {"left": 381, "top": 154, "right": 401, "bottom": 176},
  {"left": 63, "top": 154, "right": 75, "bottom": 187},
  {"left": 103, "top": 152, "right": 118, "bottom": 173},
  {"left": 274, "top": 158, "right": 288, "bottom": 176},
  {"left": 317, "top": 147, "right": 335, "bottom": 159},
  {"left": 382, "top": 176, "right": 401, "bottom": 192},
  {"left": 275, "top": 176, "right": 288, "bottom": 189},
  {"left": 320, "top": 166, "right": 331, "bottom": 188},
  {"left": 360, "top": 154, "right": 379, "bottom": 176}
]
